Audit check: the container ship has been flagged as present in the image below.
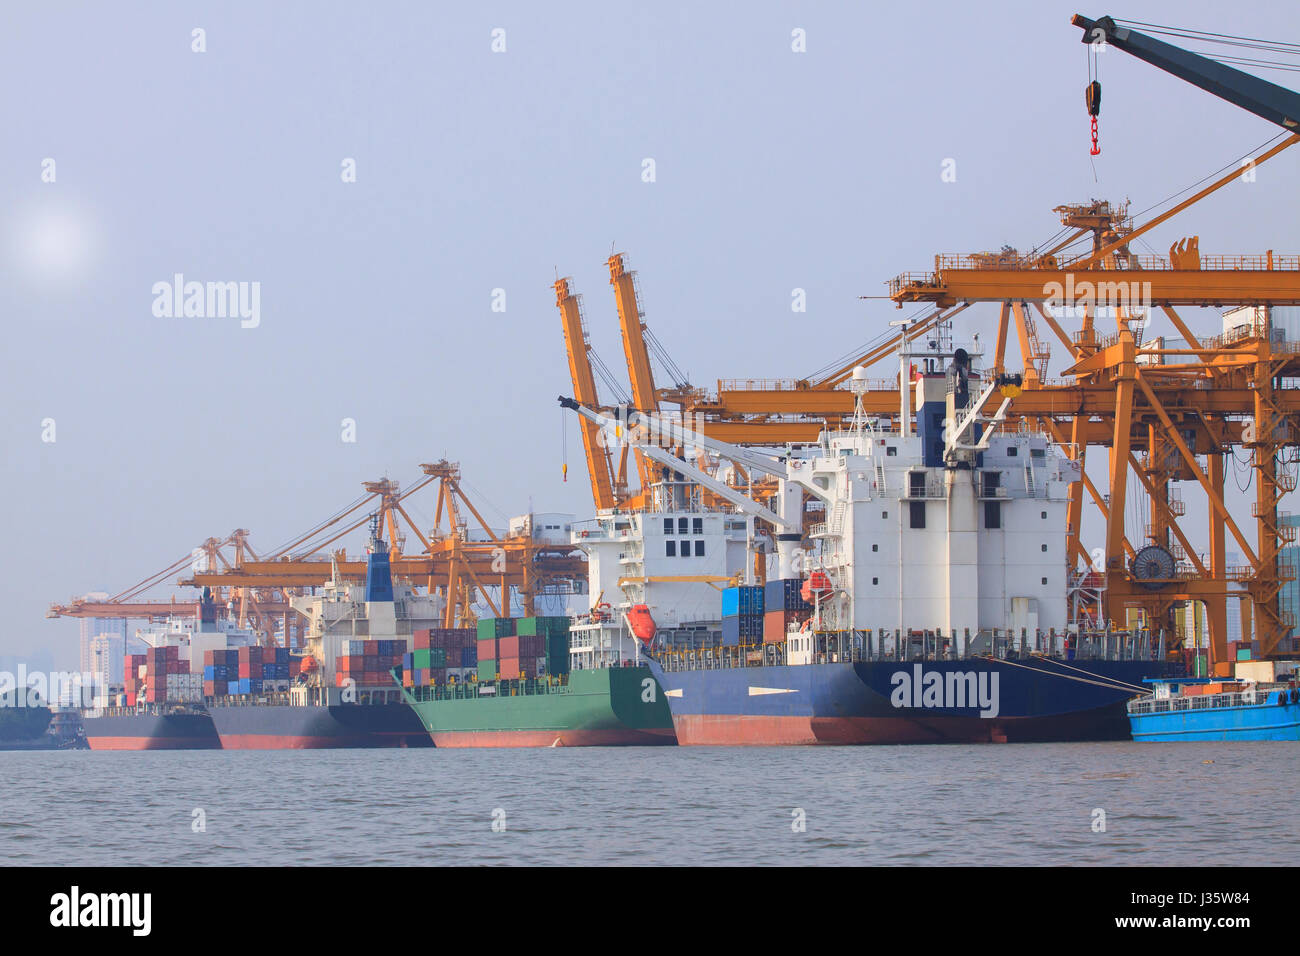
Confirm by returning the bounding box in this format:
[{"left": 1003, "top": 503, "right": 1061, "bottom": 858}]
[
  {"left": 204, "top": 525, "right": 433, "bottom": 748},
  {"left": 560, "top": 330, "right": 1183, "bottom": 746},
  {"left": 1128, "top": 659, "right": 1300, "bottom": 741},
  {"left": 82, "top": 589, "right": 257, "bottom": 750},
  {"left": 397, "top": 612, "right": 674, "bottom": 747}
]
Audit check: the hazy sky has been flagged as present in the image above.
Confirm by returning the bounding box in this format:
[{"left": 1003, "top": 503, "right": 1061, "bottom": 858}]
[{"left": 5, "top": 1, "right": 1299, "bottom": 667}]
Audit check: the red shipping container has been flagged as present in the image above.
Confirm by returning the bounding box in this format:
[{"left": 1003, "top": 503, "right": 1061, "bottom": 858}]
[
  {"left": 126, "top": 692, "right": 137, "bottom": 707},
  {"left": 477, "top": 638, "right": 497, "bottom": 662},
  {"left": 499, "top": 636, "right": 520, "bottom": 659},
  {"left": 498, "top": 657, "right": 521, "bottom": 679},
  {"left": 764, "top": 609, "right": 806, "bottom": 643},
  {"left": 414, "top": 629, "right": 431, "bottom": 650},
  {"left": 203, "top": 681, "right": 215, "bottom": 696}
]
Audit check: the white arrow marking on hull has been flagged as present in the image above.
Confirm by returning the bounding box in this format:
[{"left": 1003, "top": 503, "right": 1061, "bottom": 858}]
[
  {"left": 665, "top": 688, "right": 683, "bottom": 698},
  {"left": 748, "top": 686, "right": 797, "bottom": 696}
]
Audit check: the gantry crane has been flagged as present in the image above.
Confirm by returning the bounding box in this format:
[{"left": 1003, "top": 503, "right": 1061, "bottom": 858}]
[
  {"left": 185, "top": 463, "right": 586, "bottom": 627},
  {"left": 569, "top": 17, "right": 1300, "bottom": 664},
  {"left": 48, "top": 531, "right": 296, "bottom": 645}
]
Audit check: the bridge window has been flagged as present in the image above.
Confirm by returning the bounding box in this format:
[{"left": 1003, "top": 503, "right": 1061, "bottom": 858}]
[
  {"left": 663, "top": 519, "right": 673, "bottom": 535},
  {"left": 680, "top": 541, "right": 691, "bottom": 558},
  {"left": 909, "top": 502, "right": 926, "bottom": 529},
  {"left": 693, "top": 517, "right": 703, "bottom": 534},
  {"left": 665, "top": 540, "right": 676, "bottom": 557},
  {"left": 678, "top": 517, "right": 688, "bottom": 534},
  {"left": 694, "top": 540, "right": 705, "bottom": 557},
  {"left": 984, "top": 502, "right": 1001, "bottom": 529}
]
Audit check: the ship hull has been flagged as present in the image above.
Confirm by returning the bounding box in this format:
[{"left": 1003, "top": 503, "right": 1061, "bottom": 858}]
[
  {"left": 648, "top": 656, "right": 1182, "bottom": 746},
  {"left": 82, "top": 712, "right": 221, "bottom": 750},
  {"left": 207, "top": 701, "right": 433, "bottom": 749},
  {"left": 1130, "top": 696, "right": 1300, "bottom": 742},
  {"left": 401, "top": 666, "right": 676, "bottom": 748}
]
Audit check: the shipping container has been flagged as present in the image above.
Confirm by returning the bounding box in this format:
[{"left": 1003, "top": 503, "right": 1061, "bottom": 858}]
[{"left": 764, "top": 577, "right": 811, "bottom": 613}]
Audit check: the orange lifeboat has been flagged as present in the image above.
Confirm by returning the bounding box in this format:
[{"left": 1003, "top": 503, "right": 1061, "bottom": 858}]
[
  {"left": 299, "top": 655, "right": 318, "bottom": 673},
  {"left": 627, "top": 604, "right": 657, "bottom": 643},
  {"left": 801, "top": 570, "right": 833, "bottom": 603}
]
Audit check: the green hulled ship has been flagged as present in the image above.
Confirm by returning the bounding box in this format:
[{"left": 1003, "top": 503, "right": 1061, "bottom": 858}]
[{"left": 398, "top": 665, "right": 675, "bottom": 747}]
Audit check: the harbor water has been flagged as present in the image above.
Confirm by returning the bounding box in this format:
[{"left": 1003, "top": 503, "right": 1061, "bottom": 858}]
[{"left": 1, "top": 743, "right": 1294, "bottom": 866}]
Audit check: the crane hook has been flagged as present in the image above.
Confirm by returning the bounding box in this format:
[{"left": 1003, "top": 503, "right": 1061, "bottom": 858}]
[{"left": 1086, "top": 80, "right": 1102, "bottom": 156}]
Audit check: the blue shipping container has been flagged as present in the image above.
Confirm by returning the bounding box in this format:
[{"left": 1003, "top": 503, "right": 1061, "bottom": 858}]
[
  {"left": 739, "top": 586, "right": 764, "bottom": 616},
  {"left": 764, "top": 578, "right": 810, "bottom": 613},
  {"left": 721, "top": 588, "right": 740, "bottom": 618},
  {"left": 460, "top": 647, "right": 477, "bottom": 668}
]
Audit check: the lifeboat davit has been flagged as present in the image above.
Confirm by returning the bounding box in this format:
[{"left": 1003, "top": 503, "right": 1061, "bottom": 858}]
[
  {"left": 627, "top": 604, "right": 657, "bottom": 643},
  {"left": 801, "top": 570, "right": 833, "bottom": 603}
]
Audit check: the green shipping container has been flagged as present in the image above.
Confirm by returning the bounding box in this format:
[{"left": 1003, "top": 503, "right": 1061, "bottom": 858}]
[
  {"left": 476, "top": 619, "right": 496, "bottom": 642},
  {"left": 430, "top": 648, "right": 447, "bottom": 667},
  {"left": 413, "top": 648, "right": 432, "bottom": 669},
  {"left": 478, "top": 660, "right": 497, "bottom": 681},
  {"left": 1237, "top": 648, "right": 1253, "bottom": 661}
]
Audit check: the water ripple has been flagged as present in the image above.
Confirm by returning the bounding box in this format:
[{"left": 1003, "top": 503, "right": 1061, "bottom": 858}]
[{"left": 0, "top": 742, "right": 1293, "bottom": 865}]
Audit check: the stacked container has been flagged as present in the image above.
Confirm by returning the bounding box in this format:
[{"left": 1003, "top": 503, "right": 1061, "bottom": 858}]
[
  {"left": 476, "top": 617, "right": 515, "bottom": 681},
  {"left": 403, "top": 627, "right": 477, "bottom": 687},
  {"left": 335, "top": 639, "right": 405, "bottom": 687},
  {"left": 763, "top": 578, "right": 811, "bottom": 643},
  {"left": 125, "top": 646, "right": 192, "bottom": 704},
  {"left": 519, "top": 616, "right": 570, "bottom": 676},
  {"left": 202, "top": 648, "right": 235, "bottom": 697},
  {"left": 721, "top": 586, "right": 765, "bottom": 646}
]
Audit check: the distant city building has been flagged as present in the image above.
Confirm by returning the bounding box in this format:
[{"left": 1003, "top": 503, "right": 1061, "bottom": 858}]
[{"left": 78, "top": 603, "right": 127, "bottom": 676}]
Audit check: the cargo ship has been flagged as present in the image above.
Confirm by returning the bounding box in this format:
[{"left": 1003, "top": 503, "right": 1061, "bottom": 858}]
[
  {"left": 205, "top": 525, "right": 433, "bottom": 748},
  {"left": 82, "top": 590, "right": 256, "bottom": 750},
  {"left": 1128, "top": 660, "right": 1300, "bottom": 741},
  {"left": 561, "top": 328, "right": 1182, "bottom": 746},
  {"left": 399, "top": 662, "right": 674, "bottom": 747},
  {"left": 82, "top": 707, "right": 220, "bottom": 750},
  {"left": 396, "top": 512, "right": 685, "bottom": 746},
  {"left": 397, "top": 602, "right": 675, "bottom": 746}
]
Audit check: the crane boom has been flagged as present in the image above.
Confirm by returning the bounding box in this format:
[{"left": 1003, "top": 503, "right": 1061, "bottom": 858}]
[
  {"left": 555, "top": 277, "right": 618, "bottom": 511},
  {"left": 1072, "top": 15, "right": 1300, "bottom": 131},
  {"left": 557, "top": 397, "right": 795, "bottom": 529},
  {"left": 557, "top": 396, "right": 788, "bottom": 480},
  {"left": 609, "top": 253, "right": 659, "bottom": 497}
]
